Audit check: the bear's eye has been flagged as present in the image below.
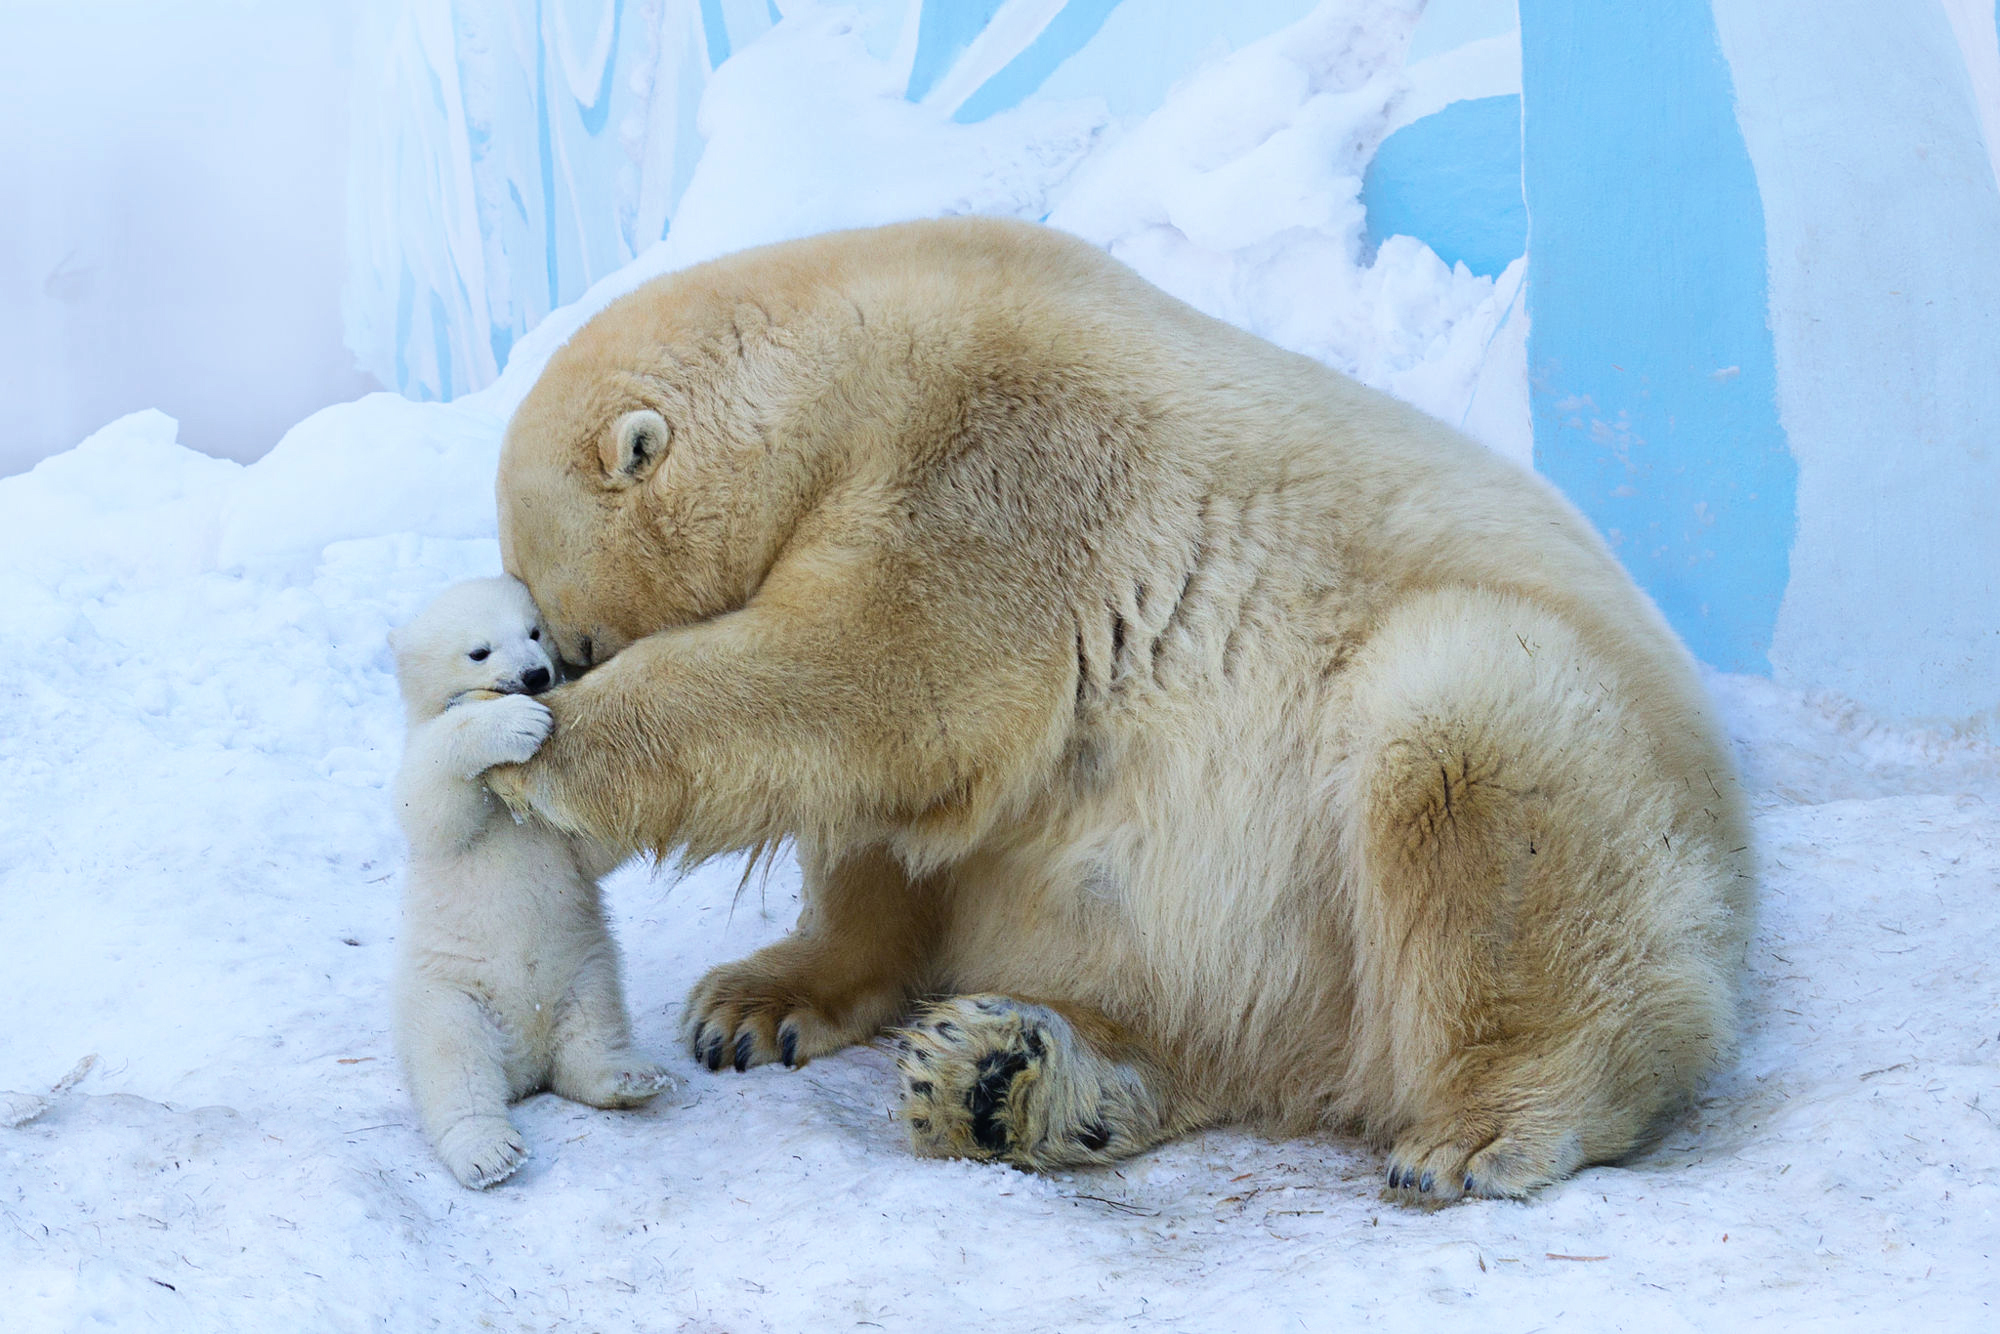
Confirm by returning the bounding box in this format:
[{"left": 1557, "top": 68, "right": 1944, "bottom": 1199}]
[
  {"left": 469, "top": 647, "right": 490, "bottom": 662},
  {"left": 529, "top": 628, "right": 540, "bottom": 641}
]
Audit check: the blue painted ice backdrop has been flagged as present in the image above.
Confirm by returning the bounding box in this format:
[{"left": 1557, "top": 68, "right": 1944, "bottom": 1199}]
[{"left": 6, "top": 2, "right": 2000, "bottom": 1328}]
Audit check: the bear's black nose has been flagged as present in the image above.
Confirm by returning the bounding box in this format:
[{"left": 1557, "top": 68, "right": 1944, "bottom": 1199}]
[{"left": 522, "top": 666, "right": 552, "bottom": 695}]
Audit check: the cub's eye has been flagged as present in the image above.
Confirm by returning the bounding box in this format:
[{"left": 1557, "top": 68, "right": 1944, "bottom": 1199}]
[
  {"left": 469, "top": 648, "right": 490, "bottom": 662},
  {"left": 529, "top": 628, "right": 541, "bottom": 641}
]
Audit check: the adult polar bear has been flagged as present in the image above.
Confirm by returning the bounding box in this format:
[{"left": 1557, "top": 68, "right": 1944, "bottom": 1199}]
[{"left": 490, "top": 217, "right": 1752, "bottom": 1204}]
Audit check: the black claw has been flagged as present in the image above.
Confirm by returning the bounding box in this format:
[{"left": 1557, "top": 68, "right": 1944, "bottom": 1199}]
[
  {"left": 779, "top": 1029, "right": 798, "bottom": 1068},
  {"left": 909, "top": 1117, "right": 931, "bottom": 1133},
  {"left": 1020, "top": 1026, "right": 1046, "bottom": 1059},
  {"left": 910, "top": 1047, "right": 932, "bottom": 1065},
  {"left": 934, "top": 1020, "right": 960, "bottom": 1040},
  {"left": 906, "top": 1080, "right": 933, "bottom": 1097},
  {"left": 703, "top": 1035, "right": 725, "bottom": 1072},
  {"left": 1419, "top": 1171, "right": 1434, "bottom": 1193},
  {"left": 1464, "top": 1174, "right": 1476, "bottom": 1194},
  {"left": 1078, "top": 1122, "right": 1111, "bottom": 1152},
  {"left": 1387, "top": 1165, "right": 1405, "bottom": 1189},
  {"left": 690, "top": 1024, "right": 710, "bottom": 1060},
  {"left": 733, "top": 1033, "right": 753, "bottom": 1072}
]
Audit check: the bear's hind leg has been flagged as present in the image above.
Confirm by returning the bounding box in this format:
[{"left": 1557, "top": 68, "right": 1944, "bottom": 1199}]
[
  {"left": 1343, "top": 589, "right": 1741, "bottom": 1206},
  {"left": 686, "top": 846, "right": 936, "bottom": 1071},
  {"left": 895, "top": 996, "right": 1191, "bottom": 1169}
]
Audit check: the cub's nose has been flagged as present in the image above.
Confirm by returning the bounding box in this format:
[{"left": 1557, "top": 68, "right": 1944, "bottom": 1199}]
[{"left": 522, "top": 666, "right": 552, "bottom": 695}]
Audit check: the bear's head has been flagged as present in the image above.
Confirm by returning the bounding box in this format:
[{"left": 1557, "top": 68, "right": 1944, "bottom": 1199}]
[
  {"left": 496, "top": 262, "right": 859, "bottom": 674},
  {"left": 389, "top": 576, "right": 556, "bottom": 723}
]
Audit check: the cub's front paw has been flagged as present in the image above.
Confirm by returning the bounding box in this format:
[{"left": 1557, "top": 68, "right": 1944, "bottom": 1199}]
[
  {"left": 465, "top": 694, "right": 552, "bottom": 769},
  {"left": 433, "top": 1114, "right": 529, "bottom": 1189}
]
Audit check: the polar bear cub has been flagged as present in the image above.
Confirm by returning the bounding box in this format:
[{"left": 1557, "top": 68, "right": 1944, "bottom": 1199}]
[{"left": 389, "top": 577, "right": 675, "bottom": 1188}]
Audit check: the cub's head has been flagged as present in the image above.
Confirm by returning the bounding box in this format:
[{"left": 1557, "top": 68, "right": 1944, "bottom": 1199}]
[
  {"left": 497, "top": 256, "right": 864, "bottom": 673},
  {"left": 389, "top": 577, "right": 555, "bottom": 723}
]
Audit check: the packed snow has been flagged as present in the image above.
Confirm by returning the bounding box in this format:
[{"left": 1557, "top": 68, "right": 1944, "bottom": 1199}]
[{"left": 4, "top": 1, "right": 1995, "bottom": 1329}]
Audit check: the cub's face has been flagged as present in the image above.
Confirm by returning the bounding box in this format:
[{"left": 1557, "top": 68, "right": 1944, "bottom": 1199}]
[{"left": 390, "top": 577, "right": 556, "bottom": 721}]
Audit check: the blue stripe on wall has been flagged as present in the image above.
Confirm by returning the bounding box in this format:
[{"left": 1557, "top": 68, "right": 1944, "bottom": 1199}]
[
  {"left": 699, "top": 0, "right": 733, "bottom": 68},
  {"left": 1362, "top": 94, "right": 1525, "bottom": 277},
  {"left": 906, "top": 0, "right": 1008, "bottom": 103},
  {"left": 574, "top": 2, "right": 624, "bottom": 136},
  {"left": 1520, "top": 1, "right": 1796, "bottom": 672},
  {"left": 535, "top": 0, "right": 560, "bottom": 312},
  {"left": 953, "top": 0, "right": 1123, "bottom": 123}
]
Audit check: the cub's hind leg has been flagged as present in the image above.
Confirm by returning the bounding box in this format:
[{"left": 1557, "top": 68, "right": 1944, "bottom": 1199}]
[
  {"left": 686, "top": 845, "right": 938, "bottom": 1071},
  {"left": 549, "top": 935, "right": 677, "bottom": 1109},
  {"left": 895, "top": 996, "right": 1198, "bottom": 1169},
  {"left": 396, "top": 976, "right": 528, "bottom": 1189},
  {"left": 1340, "top": 588, "right": 1746, "bottom": 1205}
]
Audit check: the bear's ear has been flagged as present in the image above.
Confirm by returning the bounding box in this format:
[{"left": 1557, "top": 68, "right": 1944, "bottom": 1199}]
[{"left": 599, "top": 409, "right": 671, "bottom": 487}]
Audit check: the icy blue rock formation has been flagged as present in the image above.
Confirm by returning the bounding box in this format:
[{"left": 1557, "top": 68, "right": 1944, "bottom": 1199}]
[{"left": 344, "top": 0, "right": 1328, "bottom": 404}]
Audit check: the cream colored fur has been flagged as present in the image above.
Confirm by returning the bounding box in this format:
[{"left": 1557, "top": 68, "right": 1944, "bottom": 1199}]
[
  {"left": 390, "top": 577, "right": 673, "bottom": 1190},
  {"left": 489, "top": 218, "right": 1754, "bottom": 1204}
]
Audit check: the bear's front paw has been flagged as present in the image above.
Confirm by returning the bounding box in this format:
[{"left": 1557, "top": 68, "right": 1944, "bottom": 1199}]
[
  {"left": 433, "top": 1114, "right": 529, "bottom": 1189},
  {"left": 462, "top": 694, "right": 553, "bottom": 770},
  {"left": 684, "top": 952, "right": 890, "bottom": 1073}
]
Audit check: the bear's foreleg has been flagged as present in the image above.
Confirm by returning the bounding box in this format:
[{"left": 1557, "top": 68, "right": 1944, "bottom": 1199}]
[
  {"left": 685, "top": 845, "right": 937, "bottom": 1071},
  {"left": 894, "top": 996, "right": 1190, "bottom": 1169}
]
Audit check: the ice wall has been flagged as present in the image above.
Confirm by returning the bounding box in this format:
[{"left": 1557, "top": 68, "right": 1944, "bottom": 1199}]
[{"left": 344, "top": 0, "right": 1998, "bottom": 734}]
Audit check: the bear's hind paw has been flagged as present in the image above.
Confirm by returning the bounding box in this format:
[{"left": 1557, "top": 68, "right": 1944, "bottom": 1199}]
[{"left": 895, "top": 996, "right": 1165, "bottom": 1171}]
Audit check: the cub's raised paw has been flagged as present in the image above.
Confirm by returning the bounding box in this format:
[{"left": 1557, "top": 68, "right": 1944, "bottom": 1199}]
[
  {"left": 434, "top": 1114, "right": 529, "bottom": 1190},
  {"left": 1383, "top": 1113, "right": 1585, "bottom": 1208},
  {"left": 895, "top": 996, "right": 1162, "bottom": 1171}
]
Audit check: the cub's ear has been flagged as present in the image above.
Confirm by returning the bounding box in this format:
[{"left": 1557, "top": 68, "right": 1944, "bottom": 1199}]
[{"left": 599, "top": 409, "right": 671, "bottom": 486}]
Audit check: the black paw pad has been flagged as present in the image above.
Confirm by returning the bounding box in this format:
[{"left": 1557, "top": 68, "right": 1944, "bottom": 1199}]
[{"left": 967, "top": 1051, "right": 1030, "bottom": 1153}]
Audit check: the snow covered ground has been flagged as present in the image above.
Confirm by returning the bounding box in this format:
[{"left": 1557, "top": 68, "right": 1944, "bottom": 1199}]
[
  {"left": 4, "top": 412, "right": 1998, "bottom": 1333},
  {"left": 5, "top": 2, "right": 1997, "bottom": 1328}
]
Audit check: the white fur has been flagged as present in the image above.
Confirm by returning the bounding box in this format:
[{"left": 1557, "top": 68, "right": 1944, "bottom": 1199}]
[{"left": 389, "top": 577, "right": 675, "bottom": 1189}]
